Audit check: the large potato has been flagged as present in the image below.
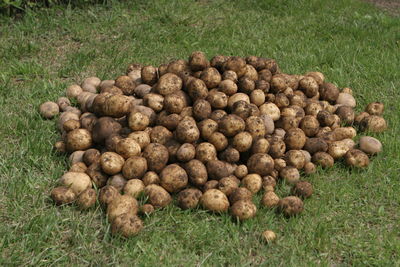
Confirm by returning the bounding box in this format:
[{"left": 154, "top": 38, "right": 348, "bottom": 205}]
[
  {"left": 111, "top": 214, "right": 143, "bottom": 237},
  {"left": 185, "top": 159, "right": 208, "bottom": 186},
  {"left": 51, "top": 186, "right": 76, "bottom": 205},
  {"left": 107, "top": 195, "right": 139, "bottom": 223},
  {"left": 230, "top": 200, "right": 257, "bottom": 220},
  {"left": 200, "top": 189, "right": 229, "bottom": 212},
  {"left": 66, "top": 129, "right": 92, "bottom": 152},
  {"left": 142, "top": 143, "right": 169, "bottom": 173},
  {"left": 156, "top": 73, "right": 182, "bottom": 95},
  {"left": 144, "top": 184, "right": 172, "bottom": 208},
  {"left": 176, "top": 117, "right": 200, "bottom": 143},
  {"left": 59, "top": 172, "right": 92, "bottom": 195},
  {"left": 247, "top": 153, "right": 274, "bottom": 176},
  {"left": 160, "top": 164, "right": 188, "bottom": 193},
  {"left": 278, "top": 196, "right": 304, "bottom": 216},
  {"left": 123, "top": 179, "right": 145, "bottom": 198},
  {"left": 177, "top": 188, "right": 203, "bottom": 210},
  {"left": 218, "top": 114, "right": 245, "bottom": 137},
  {"left": 100, "top": 152, "right": 125, "bottom": 175},
  {"left": 122, "top": 156, "right": 147, "bottom": 179}
]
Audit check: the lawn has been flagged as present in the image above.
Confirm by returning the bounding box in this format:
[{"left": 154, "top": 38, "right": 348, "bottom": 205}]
[{"left": 0, "top": 0, "right": 399, "bottom": 265}]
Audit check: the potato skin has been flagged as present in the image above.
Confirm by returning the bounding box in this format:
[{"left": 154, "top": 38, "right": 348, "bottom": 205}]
[
  {"left": 230, "top": 200, "right": 257, "bottom": 220},
  {"left": 156, "top": 73, "right": 182, "bottom": 95},
  {"left": 200, "top": 189, "right": 229, "bottom": 212},
  {"left": 115, "top": 138, "right": 141, "bottom": 159},
  {"left": 142, "top": 143, "right": 169, "bottom": 173},
  {"left": 66, "top": 129, "right": 93, "bottom": 152},
  {"left": 312, "top": 152, "right": 334, "bottom": 168},
  {"left": 279, "top": 166, "right": 300, "bottom": 184},
  {"left": 160, "top": 164, "right": 188, "bottom": 193},
  {"left": 185, "top": 159, "right": 208, "bottom": 186},
  {"left": 217, "top": 176, "right": 239, "bottom": 196},
  {"left": 92, "top": 117, "right": 122, "bottom": 144},
  {"left": 291, "top": 181, "right": 313, "bottom": 198},
  {"left": 345, "top": 149, "right": 369, "bottom": 168},
  {"left": 360, "top": 115, "right": 387, "bottom": 133},
  {"left": 247, "top": 153, "right": 274, "bottom": 176},
  {"left": 40, "top": 101, "right": 60, "bottom": 119},
  {"left": 177, "top": 188, "right": 203, "bottom": 210},
  {"left": 284, "top": 128, "right": 306, "bottom": 150},
  {"left": 218, "top": 115, "right": 246, "bottom": 137},
  {"left": 76, "top": 188, "right": 96, "bottom": 209},
  {"left": 359, "top": 136, "right": 382, "bottom": 155},
  {"left": 278, "top": 196, "right": 304, "bottom": 216},
  {"left": 261, "top": 191, "right": 280, "bottom": 208},
  {"left": 51, "top": 186, "right": 76, "bottom": 205},
  {"left": 229, "top": 187, "right": 253, "bottom": 204},
  {"left": 144, "top": 184, "right": 172, "bottom": 208},
  {"left": 107, "top": 195, "right": 139, "bottom": 223},
  {"left": 60, "top": 172, "right": 92, "bottom": 195},
  {"left": 100, "top": 152, "right": 125, "bottom": 175},
  {"left": 195, "top": 142, "right": 217, "bottom": 163},
  {"left": 319, "top": 82, "right": 339, "bottom": 103},
  {"left": 123, "top": 179, "right": 145, "bottom": 198},
  {"left": 176, "top": 117, "right": 200, "bottom": 143},
  {"left": 242, "top": 174, "right": 262, "bottom": 194},
  {"left": 111, "top": 214, "right": 143, "bottom": 237}
]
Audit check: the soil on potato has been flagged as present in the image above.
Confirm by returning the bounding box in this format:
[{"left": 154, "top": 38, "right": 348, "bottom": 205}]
[{"left": 362, "top": 0, "right": 400, "bottom": 15}]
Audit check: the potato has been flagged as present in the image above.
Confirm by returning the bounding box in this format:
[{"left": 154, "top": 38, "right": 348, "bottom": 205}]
[
  {"left": 335, "top": 106, "right": 354, "bottom": 125},
  {"left": 56, "top": 97, "right": 70, "bottom": 112},
  {"left": 140, "top": 65, "right": 158, "bottom": 85},
  {"left": 261, "top": 191, "right": 280, "bottom": 208},
  {"left": 128, "top": 111, "right": 150, "bottom": 131},
  {"left": 279, "top": 166, "right": 300, "bottom": 184},
  {"left": 327, "top": 140, "right": 352, "bottom": 159},
  {"left": 81, "top": 149, "right": 99, "bottom": 166},
  {"left": 140, "top": 204, "right": 155, "bottom": 215},
  {"left": 223, "top": 56, "right": 247, "bottom": 77},
  {"left": 114, "top": 75, "right": 135, "bottom": 95},
  {"left": 54, "top": 140, "right": 66, "bottom": 153},
  {"left": 268, "top": 137, "right": 286, "bottom": 159},
  {"left": 359, "top": 136, "right": 382, "bottom": 155},
  {"left": 345, "top": 149, "right": 369, "bottom": 168},
  {"left": 218, "top": 114, "right": 245, "bottom": 137},
  {"left": 163, "top": 92, "right": 187, "bottom": 114},
  {"left": 195, "top": 142, "right": 217, "bottom": 163},
  {"left": 159, "top": 164, "right": 188, "bottom": 193},
  {"left": 92, "top": 117, "right": 122, "bottom": 144},
  {"left": 312, "top": 152, "right": 334, "bottom": 168},
  {"left": 233, "top": 165, "right": 247, "bottom": 179},
  {"left": 120, "top": 156, "right": 147, "bottom": 180},
  {"left": 262, "top": 175, "right": 277, "bottom": 192},
  {"left": 230, "top": 131, "right": 252, "bottom": 152},
  {"left": 304, "top": 162, "right": 316, "bottom": 175},
  {"left": 115, "top": 138, "right": 141, "bottom": 159},
  {"left": 291, "top": 181, "right": 313, "bottom": 198},
  {"left": 76, "top": 188, "right": 96, "bottom": 210},
  {"left": 299, "top": 115, "right": 319, "bottom": 137},
  {"left": 354, "top": 111, "right": 370, "bottom": 125},
  {"left": 305, "top": 102, "right": 323, "bottom": 117},
  {"left": 51, "top": 186, "right": 76, "bottom": 205},
  {"left": 217, "top": 176, "right": 239, "bottom": 196},
  {"left": 187, "top": 78, "right": 208, "bottom": 101},
  {"left": 197, "top": 119, "right": 218, "bottom": 139},
  {"left": 230, "top": 200, "right": 257, "bottom": 220},
  {"left": 175, "top": 143, "right": 195, "bottom": 162},
  {"left": 242, "top": 174, "right": 262, "bottom": 194},
  {"left": 100, "top": 152, "right": 125, "bottom": 175},
  {"left": 62, "top": 119, "right": 80, "bottom": 132},
  {"left": 365, "top": 102, "right": 384, "bottom": 116},
  {"left": 360, "top": 115, "right": 387, "bottom": 133},
  {"left": 245, "top": 116, "right": 266, "bottom": 139},
  {"left": 199, "top": 67, "right": 221, "bottom": 88},
  {"left": 238, "top": 77, "right": 255, "bottom": 94},
  {"left": 144, "top": 184, "right": 172, "bottom": 208},
  {"left": 246, "top": 153, "right": 274, "bottom": 176},
  {"left": 303, "top": 138, "right": 328, "bottom": 154},
  {"left": 39, "top": 101, "right": 59, "bottom": 119},
  {"left": 177, "top": 188, "right": 203, "bottom": 210},
  {"left": 65, "top": 129, "right": 92, "bottom": 152},
  {"left": 231, "top": 100, "right": 253, "bottom": 119},
  {"left": 219, "top": 79, "right": 238, "bottom": 96},
  {"left": 69, "top": 150, "right": 85, "bottom": 165},
  {"left": 142, "top": 171, "right": 160, "bottom": 186},
  {"left": 123, "top": 179, "right": 145, "bottom": 198},
  {"left": 207, "top": 132, "right": 228, "bottom": 152},
  {"left": 106, "top": 174, "right": 127, "bottom": 192},
  {"left": 176, "top": 117, "right": 200, "bottom": 143},
  {"left": 182, "top": 160, "right": 207, "bottom": 186},
  {"left": 219, "top": 147, "right": 240, "bottom": 163},
  {"left": 229, "top": 187, "right": 252, "bottom": 204},
  {"left": 99, "top": 185, "right": 120, "bottom": 206},
  {"left": 66, "top": 84, "right": 83, "bottom": 99},
  {"left": 259, "top": 103, "right": 280, "bottom": 121},
  {"left": 69, "top": 162, "right": 87, "bottom": 173},
  {"left": 107, "top": 194, "right": 139, "bottom": 223},
  {"left": 227, "top": 93, "right": 250, "bottom": 110},
  {"left": 336, "top": 92, "right": 356, "bottom": 107},
  {"left": 262, "top": 230, "right": 277, "bottom": 243},
  {"left": 284, "top": 128, "right": 306, "bottom": 150},
  {"left": 143, "top": 143, "right": 169, "bottom": 173},
  {"left": 285, "top": 150, "right": 306, "bottom": 169},
  {"left": 206, "top": 160, "right": 235, "bottom": 180},
  {"left": 126, "top": 131, "right": 149, "bottom": 150},
  {"left": 319, "top": 82, "right": 339, "bottom": 103},
  {"left": 270, "top": 74, "right": 287, "bottom": 93},
  {"left": 192, "top": 99, "right": 211, "bottom": 121},
  {"left": 203, "top": 180, "right": 219, "bottom": 192},
  {"left": 278, "top": 196, "right": 304, "bottom": 216},
  {"left": 249, "top": 89, "right": 265, "bottom": 107},
  {"left": 273, "top": 158, "right": 286, "bottom": 172},
  {"left": 188, "top": 51, "right": 209, "bottom": 71},
  {"left": 59, "top": 172, "right": 92, "bottom": 195},
  {"left": 299, "top": 76, "right": 319, "bottom": 97},
  {"left": 111, "top": 213, "right": 143, "bottom": 238},
  {"left": 149, "top": 126, "right": 172, "bottom": 145},
  {"left": 102, "top": 94, "right": 132, "bottom": 118},
  {"left": 200, "top": 189, "right": 229, "bottom": 212},
  {"left": 155, "top": 73, "right": 182, "bottom": 95},
  {"left": 274, "top": 93, "right": 290, "bottom": 108},
  {"left": 207, "top": 90, "right": 228, "bottom": 109},
  {"left": 85, "top": 162, "right": 108, "bottom": 188}
]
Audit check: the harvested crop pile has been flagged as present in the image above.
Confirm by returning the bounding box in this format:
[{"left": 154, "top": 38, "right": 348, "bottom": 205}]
[{"left": 41, "top": 51, "right": 387, "bottom": 239}]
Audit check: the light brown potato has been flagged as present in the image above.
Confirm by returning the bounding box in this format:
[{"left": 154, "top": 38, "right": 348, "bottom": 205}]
[
  {"left": 128, "top": 111, "right": 150, "bottom": 131},
  {"left": 141, "top": 65, "right": 158, "bottom": 85},
  {"left": 85, "top": 162, "right": 108, "bottom": 188},
  {"left": 59, "top": 172, "right": 92, "bottom": 195},
  {"left": 279, "top": 166, "right": 300, "bottom": 184},
  {"left": 304, "top": 162, "right": 316, "bottom": 175},
  {"left": 229, "top": 187, "right": 253, "bottom": 204},
  {"left": 291, "top": 181, "right": 313, "bottom": 198},
  {"left": 251, "top": 138, "right": 270, "bottom": 154},
  {"left": 336, "top": 93, "right": 356, "bottom": 107},
  {"left": 218, "top": 147, "right": 240, "bottom": 163},
  {"left": 304, "top": 138, "right": 328, "bottom": 154},
  {"left": 65, "top": 129, "right": 93, "bottom": 152},
  {"left": 122, "top": 156, "right": 147, "bottom": 179},
  {"left": 206, "top": 160, "right": 236, "bottom": 180},
  {"left": 142, "top": 171, "right": 160, "bottom": 186},
  {"left": 241, "top": 174, "right": 262, "bottom": 194},
  {"left": 144, "top": 184, "right": 172, "bottom": 208},
  {"left": 160, "top": 164, "right": 188, "bottom": 193},
  {"left": 102, "top": 94, "right": 132, "bottom": 118},
  {"left": 319, "top": 82, "right": 339, "bottom": 103},
  {"left": 262, "top": 230, "right": 277, "bottom": 243},
  {"left": 278, "top": 196, "right": 304, "bottom": 216},
  {"left": 155, "top": 73, "right": 182, "bottom": 96},
  {"left": 261, "top": 191, "right": 280, "bottom": 208},
  {"left": 270, "top": 74, "right": 288, "bottom": 93},
  {"left": 354, "top": 112, "right": 370, "bottom": 125},
  {"left": 247, "top": 153, "right": 274, "bottom": 176},
  {"left": 365, "top": 102, "right": 384, "bottom": 116},
  {"left": 273, "top": 158, "right": 286, "bottom": 171},
  {"left": 231, "top": 100, "right": 253, "bottom": 119},
  {"left": 140, "top": 204, "right": 155, "bottom": 215},
  {"left": 245, "top": 116, "right": 266, "bottom": 139},
  {"left": 51, "top": 186, "right": 76, "bottom": 205},
  {"left": 238, "top": 77, "right": 255, "bottom": 94},
  {"left": 200, "top": 189, "right": 229, "bottom": 212},
  {"left": 99, "top": 185, "right": 120, "bottom": 206},
  {"left": 150, "top": 126, "right": 173, "bottom": 145},
  {"left": 345, "top": 149, "right": 370, "bottom": 168},
  {"left": 107, "top": 194, "right": 139, "bottom": 223},
  {"left": 230, "top": 200, "right": 257, "bottom": 220},
  {"left": 195, "top": 142, "right": 217, "bottom": 163},
  {"left": 327, "top": 140, "right": 352, "bottom": 159},
  {"left": 69, "top": 162, "right": 87, "bottom": 173},
  {"left": 299, "top": 76, "right": 319, "bottom": 97},
  {"left": 222, "top": 70, "right": 238, "bottom": 82},
  {"left": 177, "top": 188, "right": 203, "bottom": 210},
  {"left": 176, "top": 143, "right": 195, "bottom": 162},
  {"left": 198, "top": 119, "right": 218, "bottom": 139},
  {"left": 227, "top": 93, "right": 250, "bottom": 110},
  {"left": 76, "top": 188, "right": 96, "bottom": 210},
  {"left": 203, "top": 180, "right": 219, "bottom": 192},
  {"left": 200, "top": 67, "right": 222, "bottom": 88},
  {"left": 284, "top": 128, "right": 306, "bottom": 150},
  {"left": 259, "top": 103, "right": 280, "bottom": 121},
  {"left": 123, "top": 179, "right": 145, "bottom": 198},
  {"left": 223, "top": 56, "right": 247, "bottom": 77},
  {"left": 111, "top": 213, "right": 143, "bottom": 237},
  {"left": 176, "top": 117, "right": 200, "bottom": 143},
  {"left": 115, "top": 138, "right": 141, "bottom": 159},
  {"left": 189, "top": 51, "right": 209, "bottom": 71},
  {"left": 115, "top": 75, "right": 136, "bottom": 95},
  {"left": 219, "top": 79, "right": 238, "bottom": 96},
  {"left": 312, "top": 152, "right": 334, "bottom": 168},
  {"left": 217, "top": 176, "right": 239, "bottom": 196},
  {"left": 285, "top": 150, "right": 306, "bottom": 169},
  {"left": 218, "top": 114, "right": 245, "bottom": 137},
  {"left": 92, "top": 117, "right": 122, "bottom": 144},
  {"left": 360, "top": 115, "right": 387, "bottom": 133},
  {"left": 187, "top": 78, "right": 208, "bottom": 101},
  {"left": 100, "top": 152, "right": 125, "bottom": 175},
  {"left": 184, "top": 159, "right": 208, "bottom": 186},
  {"left": 107, "top": 174, "right": 127, "bottom": 192},
  {"left": 143, "top": 143, "right": 169, "bottom": 173},
  {"left": 69, "top": 150, "right": 85, "bottom": 164},
  {"left": 192, "top": 99, "right": 212, "bottom": 121},
  {"left": 262, "top": 176, "right": 276, "bottom": 192},
  {"left": 359, "top": 136, "right": 382, "bottom": 155},
  {"left": 232, "top": 131, "right": 252, "bottom": 152},
  {"left": 207, "top": 91, "right": 228, "bottom": 109},
  {"left": 164, "top": 92, "right": 187, "bottom": 114},
  {"left": 268, "top": 137, "right": 286, "bottom": 159},
  {"left": 127, "top": 131, "right": 150, "bottom": 150},
  {"left": 208, "top": 132, "right": 228, "bottom": 151},
  {"left": 66, "top": 84, "right": 83, "bottom": 99},
  {"left": 299, "top": 115, "right": 320, "bottom": 137},
  {"left": 234, "top": 165, "right": 248, "bottom": 179},
  {"left": 82, "top": 149, "right": 100, "bottom": 166}
]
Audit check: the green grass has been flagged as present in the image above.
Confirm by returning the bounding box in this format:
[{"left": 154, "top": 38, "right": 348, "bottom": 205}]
[{"left": 1, "top": 0, "right": 400, "bottom": 265}]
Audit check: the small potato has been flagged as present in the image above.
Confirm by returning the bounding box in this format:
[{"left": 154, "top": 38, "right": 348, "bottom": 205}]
[
  {"left": 238, "top": 77, "right": 255, "bottom": 94},
  {"left": 304, "top": 162, "right": 316, "bottom": 175},
  {"left": 234, "top": 165, "right": 248, "bottom": 179},
  {"left": 365, "top": 102, "right": 384, "bottom": 116},
  {"left": 231, "top": 132, "right": 252, "bottom": 152},
  {"left": 140, "top": 204, "right": 155, "bottom": 215},
  {"left": 247, "top": 153, "right": 275, "bottom": 176},
  {"left": 261, "top": 191, "right": 280, "bottom": 208},
  {"left": 111, "top": 213, "right": 143, "bottom": 237},
  {"left": 299, "top": 76, "right": 319, "bottom": 97},
  {"left": 192, "top": 99, "right": 212, "bottom": 121},
  {"left": 66, "top": 84, "right": 83, "bottom": 99},
  {"left": 242, "top": 174, "right": 262, "bottom": 194},
  {"left": 150, "top": 126, "right": 173, "bottom": 145},
  {"left": 345, "top": 149, "right": 369, "bottom": 168},
  {"left": 223, "top": 56, "right": 247, "bottom": 77},
  {"left": 229, "top": 187, "right": 253, "bottom": 204},
  {"left": 268, "top": 137, "right": 286, "bottom": 159},
  {"left": 164, "top": 92, "right": 187, "bottom": 114},
  {"left": 262, "top": 230, "right": 277, "bottom": 243},
  {"left": 259, "top": 103, "right": 280, "bottom": 121},
  {"left": 66, "top": 129, "right": 92, "bottom": 152},
  {"left": 195, "top": 142, "right": 217, "bottom": 163},
  {"left": 218, "top": 115, "right": 245, "bottom": 137},
  {"left": 360, "top": 115, "right": 387, "bottom": 133},
  {"left": 206, "top": 160, "right": 235, "bottom": 180},
  {"left": 219, "top": 147, "right": 240, "bottom": 163},
  {"left": 231, "top": 100, "right": 253, "bottom": 119},
  {"left": 176, "top": 143, "right": 196, "bottom": 162},
  {"left": 187, "top": 78, "right": 208, "bottom": 101},
  {"left": 189, "top": 51, "right": 209, "bottom": 71},
  {"left": 227, "top": 93, "right": 250, "bottom": 110},
  {"left": 207, "top": 91, "right": 228, "bottom": 109},
  {"left": 222, "top": 70, "right": 238, "bottom": 82},
  {"left": 100, "top": 152, "right": 125, "bottom": 175},
  {"left": 69, "top": 151, "right": 85, "bottom": 164},
  {"left": 128, "top": 131, "right": 150, "bottom": 150},
  {"left": 51, "top": 186, "right": 76, "bottom": 205},
  {"left": 99, "top": 185, "right": 120, "bottom": 206},
  {"left": 107, "top": 174, "right": 127, "bottom": 192},
  {"left": 333, "top": 127, "right": 357, "bottom": 141},
  {"left": 156, "top": 73, "right": 182, "bottom": 95},
  {"left": 319, "top": 82, "right": 339, "bottom": 103},
  {"left": 304, "top": 138, "right": 328, "bottom": 154},
  {"left": 144, "top": 184, "right": 172, "bottom": 208},
  {"left": 262, "top": 176, "right": 276, "bottom": 192},
  {"left": 274, "top": 93, "right": 290, "bottom": 108},
  {"left": 219, "top": 79, "right": 238, "bottom": 95},
  {"left": 203, "top": 180, "right": 219, "bottom": 192},
  {"left": 69, "top": 162, "right": 87, "bottom": 173},
  {"left": 207, "top": 132, "right": 228, "bottom": 152},
  {"left": 141, "top": 65, "right": 158, "bottom": 85},
  {"left": 59, "top": 172, "right": 92, "bottom": 195},
  {"left": 122, "top": 156, "right": 147, "bottom": 179},
  {"left": 102, "top": 94, "right": 132, "bottom": 118},
  {"left": 260, "top": 114, "right": 275, "bottom": 134},
  {"left": 160, "top": 164, "right": 188, "bottom": 193},
  {"left": 336, "top": 93, "right": 356, "bottom": 107},
  {"left": 83, "top": 148, "right": 100, "bottom": 166},
  {"left": 177, "top": 188, "right": 203, "bottom": 210},
  {"left": 124, "top": 179, "right": 145, "bottom": 198},
  {"left": 76, "top": 188, "right": 96, "bottom": 210},
  {"left": 285, "top": 150, "right": 306, "bottom": 169},
  {"left": 54, "top": 140, "right": 66, "bottom": 153},
  {"left": 217, "top": 176, "right": 239, "bottom": 196},
  {"left": 274, "top": 158, "right": 286, "bottom": 171},
  {"left": 107, "top": 195, "right": 138, "bottom": 223},
  {"left": 359, "top": 136, "right": 382, "bottom": 155},
  {"left": 143, "top": 93, "right": 164, "bottom": 112},
  {"left": 85, "top": 162, "right": 107, "bottom": 188},
  {"left": 115, "top": 75, "right": 136, "bottom": 95},
  {"left": 115, "top": 138, "right": 141, "bottom": 159},
  {"left": 278, "top": 196, "right": 304, "bottom": 216},
  {"left": 270, "top": 74, "right": 287, "bottom": 93},
  {"left": 184, "top": 159, "right": 208, "bottom": 186},
  {"left": 279, "top": 167, "right": 300, "bottom": 184},
  {"left": 354, "top": 112, "right": 370, "bottom": 125},
  {"left": 328, "top": 140, "right": 352, "bottom": 159},
  {"left": 230, "top": 200, "right": 257, "bottom": 220},
  {"left": 142, "top": 171, "right": 160, "bottom": 186},
  {"left": 284, "top": 128, "right": 306, "bottom": 150},
  {"left": 40, "top": 101, "right": 60, "bottom": 119},
  {"left": 246, "top": 116, "right": 266, "bottom": 139},
  {"left": 299, "top": 115, "right": 319, "bottom": 137},
  {"left": 92, "top": 117, "right": 122, "bottom": 144},
  {"left": 335, "top": 106, "right": 355, "bottom": 125},
  {"left": 200, "top": 67, "right": 222, "bottom": 88},
  {"left": 200, "top": 189, "right": 229, "bottom": 212},
  {"left": 312, "top": 152, "right": 334, "bottom": 168},
  {"left": 143, "top": 143, "right": 169, "bottom": 173},
  {"left": 128, "top": 112, "right": 150, "bottom": 131},
  {"left": 198, "top": 119, "right": 218, "bottom": 139},
  {"left": 291, "top": 181, "right": 313, "bottom": 198},
  {"left": 176, "top": 117, "right": 200, "bottom": 143}
]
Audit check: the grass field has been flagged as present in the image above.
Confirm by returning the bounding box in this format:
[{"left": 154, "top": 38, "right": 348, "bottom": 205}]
[{"left": 0, "top": 0, "right": 399, "bottom": 265}]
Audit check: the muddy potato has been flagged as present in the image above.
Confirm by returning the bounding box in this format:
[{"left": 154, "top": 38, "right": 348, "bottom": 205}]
[
  {"left": 200, "top": 189, "right": 229, "bottom": 212},
  {"left": 247, "top": 153, "right": 274, "bottom": 176},
  {"left": 230, "top": 200, "right": 257, "bottom": 220},
  {"left": 299, "top": 115, "right": 320, "bottom": 137},
  {"left": 273, "top": 158, "right": 286, "bottom": 172},
  {"left": 92, "top": 117, "right": 122, "bottom": 144},
  {"left": 192, "top": 99, "right": 212, "bottom": 121},
  {"left": 327, "top": 140, "right": 352, "bottom": 159},
  {"left": 143, "top": 143, "right": 169, "bottom": 173},
  {"left": 207, "top": 90, "right": 228, "bottom": 111},
  {"left": 345, "top": 149, "right": 370, "bottom": 168},
  {"left": 69, "top": 150, "right": 85, "bottom": 164},
  {"left": 102, "top": 94, "right": 132, "bottom": 117},
  {"left": 100, "top": 152, "right": 125, "bottom": 175},
  {"left": 208, "top": 132, "right": 228, "bottom": 152},
  {"left": 233, "top": 165, "right": 247, "bottom": 179},
  {"left": 188, "top": 51, "right": 209, "bottom": 71},
  {"left": 270, "top": 74, "right": 287, "bottom": 93},
  {"left": 104, "top": 134, "right": 122, "bottom": 152},
  {"left": 197, "top": 119, "right": 218, "bottom": 139},
  {"left": 304, "top": 138, "right": 328, "bottom": 154},
  {"left": 158, "top": 113, "right": 182, "bottom": 131},
  {"left": 259, "top": 103, "right": 281, "bottom": 121},
  {"left": 291, "top": 181, "right": 313, "bottom": 199},
  {"left": 262, "top": 176, "right": 276, "bottom": 192},
  {"left": 99, "top": 185, "right": 120, "bottom": 206},
  {"left": 155, "top": 73, "right": 182, "bottom": 96},
  {"left": 187, "top": 78, "right": 208, "bottom": 101},
  {"left": 133, "top": 84, "right": 151, "bottom": 99},
  {"left": 301, "top": 150, "right": 311, "bottom": 163},
  {"left": 66, "top": 129, "right": 93, "bottom": 153},
  {"left": 54, "top": 140, "right": 66, "bottom": 153},
  {"left": 221, "top": 70, "right": 238, "bottom": 82},
  {"left": 107, "top": 174, "right": 127, "bottom": 192},
  {"left": 243, "top": 64, "right": 258, "bottom": 80},
  {"left": 231, "top": 100, "right": 253, "bottom": 119},
  {"left": 140, "top": 204, "right": 155, "bottom": 215},
  {"left": 128, "top": 111, "right": 150, "bottom": 131},
  {"left": 251, "top": 138, "right": 269, "bottom": 154},
  {"left": 80, "top": 113, "right": 98, "bottom": 132},
  {"left": 238, "top": 77, "right": 255, "bottom": 94},
  {"left": 242, "top": 174, "right": 262, "bottom": 194},
  {"left": 284, "top": 128, "right": 306, "bottom": 150},
  {"left": 304, "top": 162, "right": 316, "bottom": 175},
  {"left": 121, "top": 156, "right": 147, "bottom": 180},
  {"left": 218, "top": 115, "right": 245, "bottom": 137},
  {"left": 142, "top": 171, "right": 160, "bottom": 186},
  {"left": 200, "top": 67, "right": 222, "bottom": 88},
  {"left": 262, "top": 230, "right": 277, "bottom": 243},
  {"left": 245, "top": 116, "right": 266, "bottom": 139},
  {"left": 141, "top": 65, "right": 158, "bottom": 85},
  {"left": 177, "top": 188, "right": 203, "bottom": 210},
  {"left": 219, "top": 147, "right": 240, "bottom": 163},
  {"left": 299, "top": 76, "right": 319, "bottom": 97},
  {"left": 176, "top": 117, "right": 200, "bottom": 143},
  {"left": 59, "top": 172, "right": 92, "bottom": 195},
  {"left": 107, "top": 194, "right": 139, "bottom": 222},
  {"left": 219, "top": 79, "right": 238, "bottom": 96},
  {"left": 285, "top": 150, "right": 306, "bottom": 169},
  {"left": 365, "top": 102, "right": 384, "bottom": 116},
  {"left": 217, "top": 176, "right": 239, "bottom": 196},
  {"left": 76, "top": 188, "right": 96, "bottom": 210},
  {"left": 354, "top": 112, "right": 370, "bottom": 125},
  {"left": 175, "top": 143, "right": 195, "bottom": 162},
  {"left": 83, "top": 148, "right": 101, "bottom": 166},
  {"left": 230, "top": 132, "right": 251, "bottom": 152},
  {"left": 359, "top": 136, "right": 382, "bottom": 155},
  {"left": 86, "top": 162, "right": 108, "bottom": 188},
  {"left": 268, "top": 137, "right": 286, "bottom": 158},
  {"left": 111, "top": 213, "right": 143, "bottom": 237},
  {"left": 160, "top": 164, "right": 188, "bottom": 193},
  {"left": 203, "top": 180, "right": 219, "bottom": 192},
  {"left": 319, "top": 82, "right": 339, "bottom": 103},
  {"left": 360, "top": 115, "right": 387, "bottom": 133},
  {"left": 66, "top": 84, "right": 83, "bottom": 99},
  {"left": 143, "top": 93, "right": 164, "bottom": 112},
  {"left": 51, "top": 186, "right": 76, "bottom": 205},
  {"left": 208, "top": 110, "right": 226, "bottom": 123},
  {"left": 312, "top": 152, "right": 334, "bottom": 168},
  {"left": 150, "top": 126, "right": 173, "bottom": 145},
  {"left": 69, "top": 162, "right": 87, "bottom": 173},
  {"left": 115, "top": 138, "right": 141, "bottom": 159},
  {"left": 229, "top": 187, "right": 252, "bottom": 204},
  {"left": 57, "top": 97, "right": 71, "bottom": 111},
  {"left": 99, "top": 80, "right": 115, "bottom": 92},
  {"left": 223, "top": 56, "right": 247, "bottom": 77},
  {"left": 305, "top": 102, "right": 323, "bottom": 117},
  {"left": 144, "top": 184, "right": 172, "bottom": 208},
  {"left": 261, "top": 191, "right": 280, "bottom": 208},
  {"left": 114, "top": 75, "right": 136, "bottom": 95},
  {"left": 127, "top": 131, "right": 150, "bottom": 150},
  {"left": 195, "top": 142, "right": 217, "bottom": 163},
  {"left": 335, "top": 106, "right": 354, "bottom": 125},
  {"left": 260, "top": 114, "right": 275, "bottom": 134},
  {"left": 333, "top": 127, "right": 357, "bottom": 141},
  {"left": 274, "top": 93, "right": 290, "bottom": 108},
  {"left": 279, "top": 166, "right": 300, "bottom": 184},
  {"left": 164, "top": 92, "right": 187, "bottom": 114},
  {"left": 210, "top": 55, "right": 228, "bottom": 71},
  {"left": 123, "top": 179, "right": 145, "bottom": 198},
  {"left": 206, "top": 160, "right": 236, "bottom": 180},
  {"left": 278, "top": 196, "right": 304, "bottom": 216}
]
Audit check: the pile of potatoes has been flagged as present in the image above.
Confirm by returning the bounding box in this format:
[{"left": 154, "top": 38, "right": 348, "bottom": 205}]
[{"left": 41, "top": 51, "right": 386, "bottom": 238}]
